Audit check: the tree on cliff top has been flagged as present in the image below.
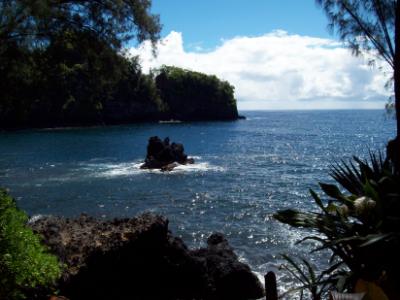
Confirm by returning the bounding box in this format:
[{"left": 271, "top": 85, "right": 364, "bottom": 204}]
[
  {"left": 155, "top": 66, "right": 238, "bottom": 121},
  {"left": 316, "top": 0, "right": 400, "bottom": 171}
]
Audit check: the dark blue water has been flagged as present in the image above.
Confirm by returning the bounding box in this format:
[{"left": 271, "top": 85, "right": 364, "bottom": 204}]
[{"left": 0, "top": 110, "right": 395, "bottom": 290}]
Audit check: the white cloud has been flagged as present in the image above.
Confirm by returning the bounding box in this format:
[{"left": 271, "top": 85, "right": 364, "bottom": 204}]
[{"left": 128, "top": 30, "right": 392, "bottom": 110}]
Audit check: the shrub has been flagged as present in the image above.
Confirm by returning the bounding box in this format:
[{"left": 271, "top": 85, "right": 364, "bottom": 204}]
[
  {"left": 0, "top": 188, "right": 61, "bottom": 299},
  {"left": 274, "top": 153, "right": 400, "bottom": 298}
]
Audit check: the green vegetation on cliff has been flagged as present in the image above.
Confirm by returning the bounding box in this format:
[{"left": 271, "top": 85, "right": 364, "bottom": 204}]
[
  {"left": 0, "top": 0, "right": 162, "bottom": 128},
  {"left": 0, "top": 1, "right": 239, "bottom": 129},
  {"left": 0, "top": 46, "right": 239, "bottom": 128},
  {"left": 155, "top": 66, "right": 238, "bottom": 121},
  {"left": 0, "top": 33, "right": 164, "bottom": 128}
]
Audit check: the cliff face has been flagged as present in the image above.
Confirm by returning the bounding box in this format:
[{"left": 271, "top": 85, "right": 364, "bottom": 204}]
[
  {"left": 102, "top": 66, "right": 240, "bottom": 124},
  {"left": 30, "top": 213, "right": 264, "bottom": 300},
  {"left": 0, "top": 64, "right": 239, "bottom": 129},
  {"left": 155, "top": 66, "right": 239, "bottom": 121},
  {"left": 102, "top": 97, "right": 162, "bottom": 124}
]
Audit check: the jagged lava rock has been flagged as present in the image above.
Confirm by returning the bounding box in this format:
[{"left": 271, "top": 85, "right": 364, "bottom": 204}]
[
  {"left": 30, "top": 214, "right": 264, "bottom": 300},
  {"left": 192, "top": 233, "right": 265, "bottom": 300}
]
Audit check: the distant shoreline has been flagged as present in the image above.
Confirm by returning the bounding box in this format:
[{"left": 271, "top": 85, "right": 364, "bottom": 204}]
[
  {"left": 0, "top": 116, "right": 243, "bottom": 132},
  {"left": 238, "top": 108, "right": 387, "bottom": 112},
  {"left": 1, "top": 108, "right": 393, "bottom": 132}
]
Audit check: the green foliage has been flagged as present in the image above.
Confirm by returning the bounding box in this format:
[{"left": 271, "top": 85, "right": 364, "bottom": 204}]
[
  {"left": 0, "top": 0, "right": 163, "bottom": 128},
  {"left": 0, "top": 32, "right": 162, "bottom": 127},
  {"left": 155, "top": 65, "right": 238, "bottom": 120},
  {"left": 316, "top": 0, "right": 395, "bottom": 68},
  {"left": 0, "top": 2, "right": 239, "bottom": 128},
  {"left": 0, "top": 43, "right": 238, "bottom": 127},
  {"left": 0, "top": 3, "right": 238, "bottom": 128},
  {"left": 0, "top": 0, "right": 161, "bottom": 50},
  {"left": 280, "top": 254, "right": 342, "bottom": 300},
  {"left": 0, "top": 188, "right": 61, "bottom": 299},
  {"left": 274, "top": 153, "right": 400, "bottom": 297}
]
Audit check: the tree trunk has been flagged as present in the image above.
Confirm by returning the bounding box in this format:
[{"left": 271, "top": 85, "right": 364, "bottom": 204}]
[{"left": 393, "top": 0, "right": 400, "bottom": 173}]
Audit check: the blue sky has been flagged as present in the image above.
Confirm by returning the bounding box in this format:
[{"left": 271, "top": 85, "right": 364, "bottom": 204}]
[
  {"left": 130, "top": 1, "right": 391, "bottom": 110},
  {"left": 152, "top": 0, "right": 332, "bottom": 50}
]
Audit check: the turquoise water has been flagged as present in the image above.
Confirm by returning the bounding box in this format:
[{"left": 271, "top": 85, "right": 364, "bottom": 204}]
[{"left": 0, "top": 110, "right": 395, "bottom": 288}]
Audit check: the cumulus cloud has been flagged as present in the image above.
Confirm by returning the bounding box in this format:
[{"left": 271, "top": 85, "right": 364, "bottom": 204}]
[{"left": 128, "top": 30, "right": 391, "bottom": 110}]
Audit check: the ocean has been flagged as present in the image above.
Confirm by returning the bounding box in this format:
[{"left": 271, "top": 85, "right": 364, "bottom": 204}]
[{"left": 0, "top": 110, "right": 395, "bottom": 294}]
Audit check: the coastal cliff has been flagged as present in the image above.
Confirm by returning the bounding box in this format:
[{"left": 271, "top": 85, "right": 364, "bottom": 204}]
[
  {"left": 30, "top": 213, "right": 264, "bottom": 300},
  {"left": 0, "top": 55, "right": 239, "bottom": 129},
  {"left": 103, "top": 66, "right": 239, "bottom": 125},
  {"left": 155, "top": 66, "right": 239, "bottom": 121}
]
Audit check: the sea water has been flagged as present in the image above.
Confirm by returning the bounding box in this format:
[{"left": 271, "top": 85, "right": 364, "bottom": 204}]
[{"left": 0, "top": 110, "right": 394, "bottom": 294}]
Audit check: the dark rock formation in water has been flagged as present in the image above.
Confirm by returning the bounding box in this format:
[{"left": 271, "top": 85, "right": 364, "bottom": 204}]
[
  {"left": 30, "top": 214, "right": 264, "bottom": 300},
  {"left": 140, "top": 136, "right": 195, "bottom": 171}
]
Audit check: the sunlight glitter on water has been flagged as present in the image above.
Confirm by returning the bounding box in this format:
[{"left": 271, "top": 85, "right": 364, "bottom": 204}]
[{"left": 0, "top": 110, "right": 394, "bottom": 298}]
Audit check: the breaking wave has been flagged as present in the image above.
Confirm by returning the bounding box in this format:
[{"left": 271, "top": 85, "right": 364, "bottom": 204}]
[{"left": 80, "top": 158, "right": 225, "bottom": 178}]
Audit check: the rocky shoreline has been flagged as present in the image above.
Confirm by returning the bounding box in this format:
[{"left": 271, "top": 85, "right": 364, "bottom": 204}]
[{"left": 30, "top": 213, "right": 264, "bottom": 300}]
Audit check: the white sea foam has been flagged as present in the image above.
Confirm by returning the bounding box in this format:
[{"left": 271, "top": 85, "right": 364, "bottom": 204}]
[
  {"left": 81, "top": 158, "right": 224, "bottom": 178},
  {"left": 28, "top": 214, "right": 46, "bottom": 224},
  {"left": 172, "top": 162, "right": 225, "bottom": 173},
  {"left": 88, "top": 162, "right": 144, "bottom": 177},
  {"left": 45, "top": 157, "right": 224, "bottom": 181},
  {"left": 190, "top": 156, "right": 202, "bottom": 160}
]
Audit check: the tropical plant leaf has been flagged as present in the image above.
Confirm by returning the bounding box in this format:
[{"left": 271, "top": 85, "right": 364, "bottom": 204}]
[
  {"left": 275, "top": 151, "right": 400, "bottom": 298},
  {"left": 282, "top": 254, "right": 310, "bottom": 285},
  {"left": 319, "top": 183, "right": 343, "bottom": 200},
  {"left": 302, "top": 258, "right": 317, "bottom": 286},
  {"left": 310, "top": 189, "right": 328, "bottom": 213},
  {"left": 318, "top": 261, "right": 345, "bottom": 281},
  {"left": 359, "top": 232, "right": 395, "bottom": 247},
  {"left": 296, "top": 235, "right": 327, "bottom": 245},
  {"left": 362, "top": 179, "right": 379, "bottom": 201},
  {"left": 280, "top": 254, "right": 337, "bottom": 299},
  {"left": 273, "top": 209, "right": 318, "bottom": 228},
  {"left": 331, "top": 162, "right": 362, "bottom": 195},
  {"left": 369, "top": 150, "right": 384, "bottom": 175},
  {"left": 279, "top": 285, "right": 307, "bottom": 299}
]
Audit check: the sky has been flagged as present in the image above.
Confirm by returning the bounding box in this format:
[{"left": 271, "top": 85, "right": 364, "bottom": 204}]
[{"left": 129, "top": 0, "right": 392, "bottom": 110}]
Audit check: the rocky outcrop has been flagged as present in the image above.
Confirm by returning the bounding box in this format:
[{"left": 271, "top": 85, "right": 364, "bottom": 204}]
[
  {"left": 192, "top": 233, "right": 265, "bottom": 300},
  {"left": 140, "top": 136, "right": 195, "bottom": 171},
  {"left": 30, "top": 214, "right": 263, "bottom": 300}
]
